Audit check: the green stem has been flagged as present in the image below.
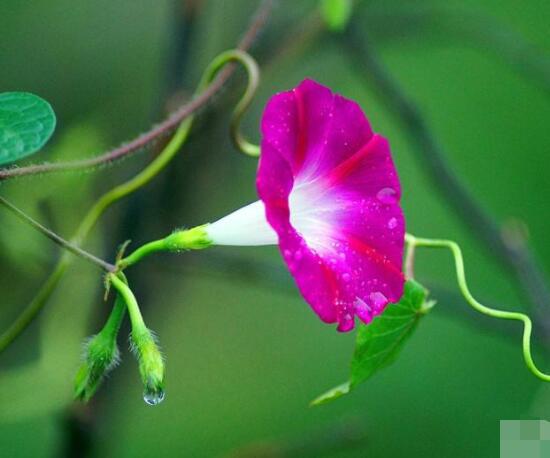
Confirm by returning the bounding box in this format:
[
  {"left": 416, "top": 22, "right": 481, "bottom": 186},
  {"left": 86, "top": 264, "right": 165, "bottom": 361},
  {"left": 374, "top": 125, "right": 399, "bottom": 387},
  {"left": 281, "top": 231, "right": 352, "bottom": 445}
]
[
  {"left": 406, "top": 233, "right": 550, "bottom": 382},
  {"left": 109, "top": 274, "right": 146, "bottom": 333},
  {"left": 110, "top": 273, "right": 165, "bottom": 404},
  {"left": 185, "top": 49, "right": 261, "bottom": 157},
  {"left": 0, "top": 195, "right": 115, "bottom": 272},
  {"left": 0, "top": 49, "right": 260, "bottom": 353},
  {"left": 0, "top": 261, "right": 68, "bottom": 353},
  {"left": 220, "top": 51, "right": 261, "bottom": 157},
  {"left": 119, "top": 239, "right": 168, "bottom": 269},
  {"left": 101, "top": 288, "right": 127, "bottom": 339}
]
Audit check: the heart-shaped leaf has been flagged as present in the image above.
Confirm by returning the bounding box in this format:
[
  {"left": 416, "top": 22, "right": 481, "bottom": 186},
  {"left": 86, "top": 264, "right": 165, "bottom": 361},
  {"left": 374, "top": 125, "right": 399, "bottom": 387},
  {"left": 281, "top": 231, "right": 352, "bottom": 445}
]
[
  {"left": 312, "top": 280, "right": 433, "bottom": 406},
  {"left": 0, "top": 92, "right": 56, "bottom": 165}
]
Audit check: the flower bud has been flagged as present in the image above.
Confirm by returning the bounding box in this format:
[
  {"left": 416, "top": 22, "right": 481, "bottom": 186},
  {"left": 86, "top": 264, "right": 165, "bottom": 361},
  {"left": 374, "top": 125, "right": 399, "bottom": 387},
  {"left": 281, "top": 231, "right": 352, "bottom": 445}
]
[
  {"left": 74, "top": 333, "right": 119, "bottom": 402},
  {"left": 131, "top": 329, "right": 165, "bottom": 405}
]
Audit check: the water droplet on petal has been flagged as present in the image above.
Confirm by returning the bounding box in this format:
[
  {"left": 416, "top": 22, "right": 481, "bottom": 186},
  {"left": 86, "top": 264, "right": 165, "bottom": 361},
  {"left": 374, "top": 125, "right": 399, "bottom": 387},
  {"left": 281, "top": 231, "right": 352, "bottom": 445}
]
[
  {"left": 387, "top": 217, "right": 398, "bottom": 229},
  {"left": 369, "top": 291, "right": 388, "bottom": 311},
  {"left": 342, "top": 272, "right": 351, "bottom": 282},
  {"left": 143, "top": 389, "right": 165, "bottom": 406},
  {"left": 294, "top": 250, "right": 303, "bottom": 261},
  {"left": 377, "top": 187, "right": 398, "bottom": 205},
  {"left": 337, "top": 312, "right": 355, "bottom": 332},
  {"left": 354, "top": 297, "right": 372, "bottom": 322}
]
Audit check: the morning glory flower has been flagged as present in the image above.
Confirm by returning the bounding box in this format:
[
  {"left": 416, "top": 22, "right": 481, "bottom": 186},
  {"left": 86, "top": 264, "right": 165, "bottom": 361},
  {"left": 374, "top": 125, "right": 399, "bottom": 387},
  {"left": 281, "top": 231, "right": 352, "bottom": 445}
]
[{"left": 206, "top": 79, "right": 405, "bottom": 332}]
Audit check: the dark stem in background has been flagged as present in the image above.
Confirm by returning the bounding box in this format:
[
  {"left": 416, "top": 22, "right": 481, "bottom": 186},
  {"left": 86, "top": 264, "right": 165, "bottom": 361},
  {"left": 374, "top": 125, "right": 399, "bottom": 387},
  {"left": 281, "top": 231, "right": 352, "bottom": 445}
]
[
  {"left": 157, "top": 252, "right": 526, "bottom": 344},
  {"left": 160, "top": 0, "right": 203, "bottom": 103},
  {"left": 61, "top": 406, "right": 95, "bottom": 458},
  {"left": 340, "top": 23, "right": 550, "bottom": 341},
  {"left": 59, "top": 2, "right": 208, "bottom": 456},
  {"left": 365, "top": 6, "right": 550, "bottom": 96},
  {"left": 156, "top": 0, "right": 206, "bottom": 231},
  {"left": 55, "top": 1, "right": 273, "bottom": 457},
  {"left": 264, "top": 9, "right": 550, "bottom": 341}
]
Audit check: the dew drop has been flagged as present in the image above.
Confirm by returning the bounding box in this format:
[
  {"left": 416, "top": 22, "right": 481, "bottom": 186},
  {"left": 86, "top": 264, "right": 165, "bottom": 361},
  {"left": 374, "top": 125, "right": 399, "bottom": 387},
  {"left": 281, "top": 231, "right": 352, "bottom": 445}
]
[
  {"left": 337, "top": 312, "right": 355, "bottom": 332},
  {"left": 342, "top": 272, "right": 351, "bottom": 282},
  {"left": 143, "top": 389, "right": 165, "bottom": 406},
  {"left": 387, "top": 217, "right": 398, "bottom": 229},
  {"left": 354, "top": 297, "right": 372, "bottom": 313},
  {"left": 377, "top": 187, "right": 398, "bottom": 205},
  {"left": 354, "top": 298, "right": 372, "bottom": 322},
  {"left": 294, "top": 250, "right": 303, "bottom": 261},
  {"left": 369, "top": 291, "right": 388, "bottom": 311}
]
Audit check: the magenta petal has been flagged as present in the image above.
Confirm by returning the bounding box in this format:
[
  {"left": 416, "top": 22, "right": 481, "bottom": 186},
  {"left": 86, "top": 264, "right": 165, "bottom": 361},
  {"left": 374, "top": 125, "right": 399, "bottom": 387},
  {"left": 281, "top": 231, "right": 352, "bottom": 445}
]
[{"left": 257, "top": 79, "right": 405, "bottom": 332}]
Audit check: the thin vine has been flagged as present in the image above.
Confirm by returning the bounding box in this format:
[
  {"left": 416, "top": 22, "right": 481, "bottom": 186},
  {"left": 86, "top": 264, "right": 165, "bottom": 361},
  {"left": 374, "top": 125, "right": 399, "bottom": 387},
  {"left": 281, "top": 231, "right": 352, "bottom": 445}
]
[{"left": 406, "top": 233, "right": 550, "bottom": 382}]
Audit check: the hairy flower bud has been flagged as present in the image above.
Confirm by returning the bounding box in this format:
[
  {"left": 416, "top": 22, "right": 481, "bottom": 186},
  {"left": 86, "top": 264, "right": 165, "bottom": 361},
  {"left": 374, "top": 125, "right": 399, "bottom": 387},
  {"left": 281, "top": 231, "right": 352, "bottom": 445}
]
[
  {"left": 74, "top": 333, "right": 120, "bottom": 402},
  {"left": 131, "top": 328, "right": 165, "bottom": 405}
]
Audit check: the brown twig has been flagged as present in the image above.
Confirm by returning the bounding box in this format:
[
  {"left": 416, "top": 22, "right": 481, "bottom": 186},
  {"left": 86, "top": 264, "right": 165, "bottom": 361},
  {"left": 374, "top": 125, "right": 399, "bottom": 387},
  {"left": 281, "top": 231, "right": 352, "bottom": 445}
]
[
  {"left": 0, "top": 0, "right": 273, "bottom": 183},
  {"left": 0, "top": 195, "right": 115, "bottom": 272}
]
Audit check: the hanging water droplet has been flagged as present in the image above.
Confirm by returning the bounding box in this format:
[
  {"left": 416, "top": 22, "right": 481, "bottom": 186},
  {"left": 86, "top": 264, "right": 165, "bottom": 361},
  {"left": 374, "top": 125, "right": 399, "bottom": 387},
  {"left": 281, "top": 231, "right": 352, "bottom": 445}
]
[
  {"left": 143, "top": 389, "right": 165, "bottom": 406},
  {"left": 387, "top": 217, "right": 398, "bottom": 229},
  {"left": 376, "top": 187, "right": 398, "bottom": 205}
]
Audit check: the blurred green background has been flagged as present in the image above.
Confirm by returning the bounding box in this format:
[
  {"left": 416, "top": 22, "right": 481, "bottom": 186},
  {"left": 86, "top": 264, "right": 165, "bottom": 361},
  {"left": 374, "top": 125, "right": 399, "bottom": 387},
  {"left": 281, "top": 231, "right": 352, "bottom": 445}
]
[{"left": 0, "top": 0, "right": 549, "bottom": 457}]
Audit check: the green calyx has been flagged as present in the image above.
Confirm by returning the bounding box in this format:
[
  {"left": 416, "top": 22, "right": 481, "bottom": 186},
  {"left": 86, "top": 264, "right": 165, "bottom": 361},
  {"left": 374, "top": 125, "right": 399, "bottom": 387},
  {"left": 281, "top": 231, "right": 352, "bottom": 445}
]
[
  {"left": 164, "top": 225, "right": 212, "bottom": 251},
  {"left": 118, "top": 225, "right": 212, "bottom": 270}
]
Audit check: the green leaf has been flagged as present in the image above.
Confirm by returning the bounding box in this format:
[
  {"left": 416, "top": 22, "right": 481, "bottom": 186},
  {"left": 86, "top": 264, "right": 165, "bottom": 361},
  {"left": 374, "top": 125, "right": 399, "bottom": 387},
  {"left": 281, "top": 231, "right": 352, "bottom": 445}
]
[
  {"left": 312, "top": 280, "right": 433, "bottom": 406},
  {"left": 350, "top": 279, "right": 433, "bottom": 386},
  {"left": 310, "top": 381, "right": 350, "bottom": 406},
  {"left": 320, "top": 0, "right": 353, "bottom": 32},
  {"left": 0, "top": 92, "right": 56, "bottom": 165}
]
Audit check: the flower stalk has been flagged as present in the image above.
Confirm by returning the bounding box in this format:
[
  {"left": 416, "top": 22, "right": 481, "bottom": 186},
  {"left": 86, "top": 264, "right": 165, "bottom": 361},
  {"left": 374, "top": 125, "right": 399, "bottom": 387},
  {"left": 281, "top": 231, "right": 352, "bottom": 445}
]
[{"left": 118, "top": 225, "right": 212, "bottom": 270}]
